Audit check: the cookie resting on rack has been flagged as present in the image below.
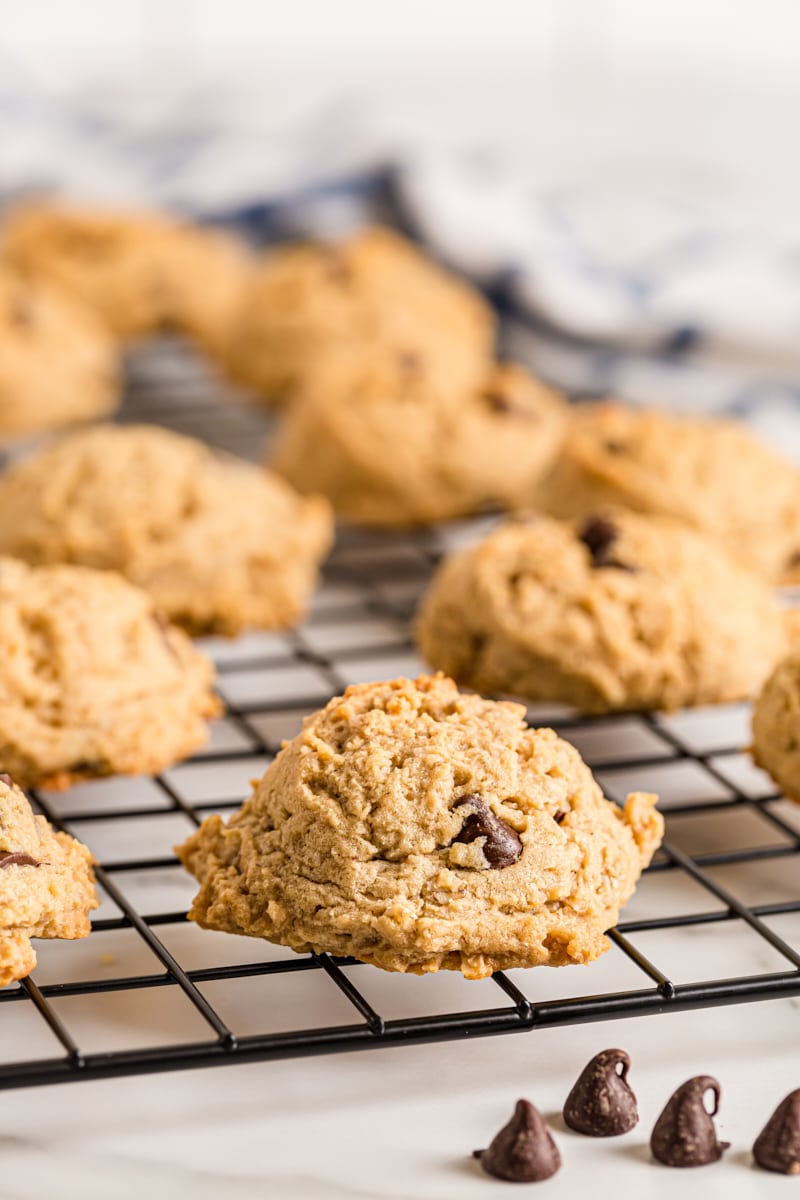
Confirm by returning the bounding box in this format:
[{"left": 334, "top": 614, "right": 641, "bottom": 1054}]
[
  {"left": 176, "top": 674, "right": 662, "bottom": 978},
  {"left": 0, "top": 424, "right": 333, "bottom": 635},
  {"left": 0, "top": 557, "right": 219, "bottom": 789},
  {"left": 534, "top": 400, "right": 800, "bottom": 582},
  {"left": 1, "top": 200, "right": 252, "bottom": 354},
  {"left": 0, "top": 774, "right": 98, "bottom": 986},
  {"left": 752, "top": 647, "right": 800, "bottom": 803},
  {"left": 415, "top": 510, "right": 786, "bottom": 714},
  {"left": 271, "top": 353, "right": 566, "bottom": 526},
  {"left": 224, "top": 225, "right": 495, "bottom": 404},
  {"left": 0, "top": 265, "right": 118, "bottom": 439}
]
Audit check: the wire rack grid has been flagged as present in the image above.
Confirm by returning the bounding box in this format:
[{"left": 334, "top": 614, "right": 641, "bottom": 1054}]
[{"left": 1, "top": 341, "right": 799, "bottom": 1092}]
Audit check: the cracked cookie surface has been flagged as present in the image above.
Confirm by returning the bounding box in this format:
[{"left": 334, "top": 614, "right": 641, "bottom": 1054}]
[
  {"left": 177, "top": 674, "right": 662, "bottom": 978},
  {"left": 0, "top": 775, "right": 98, "bottom": 986},
  {"left": 0, "top": 557, "right": 218, "bottom": 789},
  {"left": 0, "top": 424, "right": 333, "bottom": 635},
  {"left": 271, "top": 354, "right": 566, "bottom": 526},
  {"left": 416, "top": 511, "right": 785, "bottom": 714},
  {"left": 534, "top": 401, "right": 800, "bottom": 582},
  {"left": 225, "top": 226, "right": 495, "bottom": 404}
]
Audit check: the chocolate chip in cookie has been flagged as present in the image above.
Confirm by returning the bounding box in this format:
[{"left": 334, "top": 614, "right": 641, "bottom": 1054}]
[
  {"left": 451, "top": 794, "right": 522, "bottom": 869},
  {"left": 474, "top": 1099, "right": 561, "bottom": 1182},
  {"left": 579, "top": 516, "right": 637, "bottom": 572},
  {"left": 650, "top": 1076, "right": 729, "bottom": 1167},
  {"left": 0, "top": 852, "right": 41, "bottom": 868}
]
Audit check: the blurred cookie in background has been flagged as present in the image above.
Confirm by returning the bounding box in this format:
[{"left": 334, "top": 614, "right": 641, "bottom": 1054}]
[
  {"left": 752, "top": 646, "right": 800, "bottom": 803},
  {"left": 225, "top": 225, "right": 495, "bottom": 405},
  {"left": 270, "top": 352, "right": 566, "bottom": 526},
  {"left": 416, "top": 509, "right": 786, "bottom": 714},
  {"left": 0, "top": 266, "right": 118, "bottom": 438},
  {"left": 1, "top": 200, "right": 253, "bottom": 356},
  {"left": 534, "top": 400, "right": 800, "bottom": 582},
  {"left": 0, "top": 423, "right": 333, "bottom": 635}
]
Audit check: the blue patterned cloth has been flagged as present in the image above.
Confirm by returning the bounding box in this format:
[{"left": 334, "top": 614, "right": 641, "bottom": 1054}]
[{"left": 2, "top": 70, "right": 799, "bottom": 454}]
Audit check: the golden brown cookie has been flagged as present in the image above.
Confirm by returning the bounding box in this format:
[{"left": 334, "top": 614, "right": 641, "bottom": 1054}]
[
  {"left": 177, "top": 674, "right": 662, "bottom": 978},
  {"left": 270, "top": 353, "right": 566, "bottom": 526},
  {"left": 0, "top": 266, "right": 118, "bottom": 438},
  {"left": 0, "top": 424, "right": 333, "bottom": 635},
  {"left": 752, "top": 647, "right": 800, "bottom": 803},
  {"left": 0, "top": 557, "right": 218, "bottom": 789},
  {"left": 225, "top": 226, "right": 495, "bottom": 404},
  {"left": 0, "top": 775, "right": 98, "bottom": 986},
  {"left": 416, "top": 511, "right": 785, "bottom": 714},
  {"left": 534, "top": 401, "right": 800, "bottom": 581},
  {"left": 2, "top": 200, "right": 252, "bottom": 352}
]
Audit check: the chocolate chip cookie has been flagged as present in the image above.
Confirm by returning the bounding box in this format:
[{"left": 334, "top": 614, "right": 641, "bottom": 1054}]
[
  {"left": 0, "top": 266, "right": 118, "bottom": 438},
  {"left": 2, "top": 200, "right": 252, "bottom": 353},
  {"left": 535, "top": 401, "right": 800, "bottom": 582},
  {"left": 416, "top": 511, "right": 785, "bottom": 714},
  {"left": 0, "top": 774, "right": 98, "bottom": 986},
  {"left": 752, "top": 647, "right": 800, "bottom": 803},
  {"left": 225, "top": 226, "right": 495, "bottom": 404},
  {"left": 0, "top": 557, "right": 218, "bottom": 789},
  {"left": 0, "top": 424, "right": 333, "bottom": 635},
  {"left": 270, "top": 353, "right": 566, "bottom": 526},
  {"left": 177, "top": 674, "right": 662, "bottom": 977}
]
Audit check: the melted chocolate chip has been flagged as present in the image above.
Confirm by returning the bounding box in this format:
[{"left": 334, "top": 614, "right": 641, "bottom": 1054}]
[
  {"left": 563, "top": 1048, "right": 638, "bottom": 1137},
  {"left": 650, "top": 1076, "right": 729, "bottom": 1167},
  {"left": 753, "top": 1089, "right": 800, "bottom": 1174},
  {"left": 451, "top": 794, "right": 522, "bottom": 869},
  {"left": 0, "top": 853, "right": 40, "bottom": 869},
  {"left": 0, "top": 773, "right": 13, "bottom": 787},
  {"left": 579, "top": 516, "right": 637, "bottom": 572},
  {"left": 474, "top": 1099, "right": 561, "bottom": 1183}
]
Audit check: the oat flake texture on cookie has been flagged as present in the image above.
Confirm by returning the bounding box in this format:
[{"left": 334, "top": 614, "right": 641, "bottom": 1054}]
[
  {"left": 176, "top": 675, "right": 663, "bottom": 978},
  {"left": 0, "top": 424, "right": 333, "bottom": 636},
  {"left": 0, "top": 774, "right": 98, "bottom": 987}
]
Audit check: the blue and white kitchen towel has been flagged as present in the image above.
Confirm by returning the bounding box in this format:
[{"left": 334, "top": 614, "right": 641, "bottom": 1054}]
[{"left": 2, "top": 68, "right": 800, "bottom": 454}]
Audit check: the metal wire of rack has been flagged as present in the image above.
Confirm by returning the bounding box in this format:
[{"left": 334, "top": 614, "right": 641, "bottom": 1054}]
[{"left": 1, "top": 340, "right": 799, "bottom": 1092}]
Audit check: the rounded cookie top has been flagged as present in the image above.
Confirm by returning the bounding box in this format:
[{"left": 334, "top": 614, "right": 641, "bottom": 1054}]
[
  {"left": 0, "top": 557, "right": 218, "bottom": 789},
  {"left": 752, "top": 648, "right": 800, "bottom": 804},
  {"left": 535, "top": 401, "right": 800, "bottom": 581},
  {"left": 2, "top": 201, "right": 252, "bottom": 348},
  {"left": 0, "top": 775, "right": 98, "bottom": 986},
  {"left": 0, "top": 424, "right": 333, "bottom": 634},
  {"left": 0, "top": 266, "right": 118, "bottom": 438},
  {"left": 176, "top": 673, "right": 662, "bottom": 978},
  {"left": 271, "top": 353, "right": 566, "bottom": 526},
  {"left": 226, "top": 225, "right": 495, "bottom": 404},
  {"left": 416, "top": 510, "right": 785, "bottom": 714}
]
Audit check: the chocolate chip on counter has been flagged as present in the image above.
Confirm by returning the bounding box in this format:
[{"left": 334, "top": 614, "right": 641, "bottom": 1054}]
[
  {"left": 0, "top": 853, "right": 40, "bottom": 869},
  {"left": 474, "top": 1099, "right": 561, "bottom": 1183},
  {"left": 650, "top": 1076, "right": 729, "bottom": 1167},
  {"left": 0, "top": 773, "right": 13, "bottom": 787},
  {"left": 753, "top": 1089, "right": 800, "bottom": 1174},
  {"left": 451, "top": 794, "right": 522, "bottom": 869},
  {"left": 563, "top": 1048, "right": 638, "bottom": 1136},
  {"left": 578, "top": 516, "right": 637, "bottom": 572}
]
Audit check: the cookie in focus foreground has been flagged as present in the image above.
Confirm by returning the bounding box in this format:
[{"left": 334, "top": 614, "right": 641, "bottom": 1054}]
[
  {"left": 0, "top": 557, "right": 218, "bottom": 789},
  {"left": 0, "top": 775, "right": 97, "bottom": 986},
  {"left": 0, "top": 424, "right": 333, "bottom": 635},
  {"left": 416, "top": 510, "right": 785, "bottom": 714},
  {"left": 176, "top": 674, "right": 662, "bottom": 978},
  {"left": 225, "top": 226, "right": 495, "bottom": 403},
  {"left": 535, "top": 401, "right": 800, "bottom": 582},
  {"left": 271, "top": 354, "right": 566, "bottom": 526}
]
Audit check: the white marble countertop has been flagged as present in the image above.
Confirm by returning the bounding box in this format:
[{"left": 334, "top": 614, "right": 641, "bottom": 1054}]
[{"left": 1, "top": 995, "right": 798, "bottom": 1199}]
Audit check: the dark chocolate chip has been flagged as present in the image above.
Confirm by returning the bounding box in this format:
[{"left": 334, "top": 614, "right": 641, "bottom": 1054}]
[
  {"left": 553, "top": 810, "right": 567, "bottom": 825},
  {"left": 0, "top": 773, "right": 13, "bottom": 787},
  {"left": 650, "top": 1076, "right": 729, "bottom": 1167},
  {"left": 474, "top": 1099, "right": 561, "bottom": 1183},
  {"left": 397, "top": 351, "right": 423, "bottom": 373},
  {"left": 451, "top": 794, "right": 522, "bottom": 869},
  {"left": 753, "top": 1089, "right": 800, "bottom": 1174},
  {"left": 482, "top": 388, "right": 535, "bottom": 418},
  {"left": 603, "top": 440, "right": 627, "bottom": 454},
  {"left": 563, "top": 1048, "right": 638, "bottom": 1136},
  {"left": 578, "top": 516, "right": 637, "bottom": 572},
  {"left": 0, "top": 853, "right": 40, "bottom": 869},
  {"left": 9, "top": 295, "right": 34, "bottom": 328}
]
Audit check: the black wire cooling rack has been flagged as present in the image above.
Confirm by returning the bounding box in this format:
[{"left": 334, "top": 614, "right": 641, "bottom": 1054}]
[{"left": 1, "top": 341, "right": 799, "bottom": 1092}]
